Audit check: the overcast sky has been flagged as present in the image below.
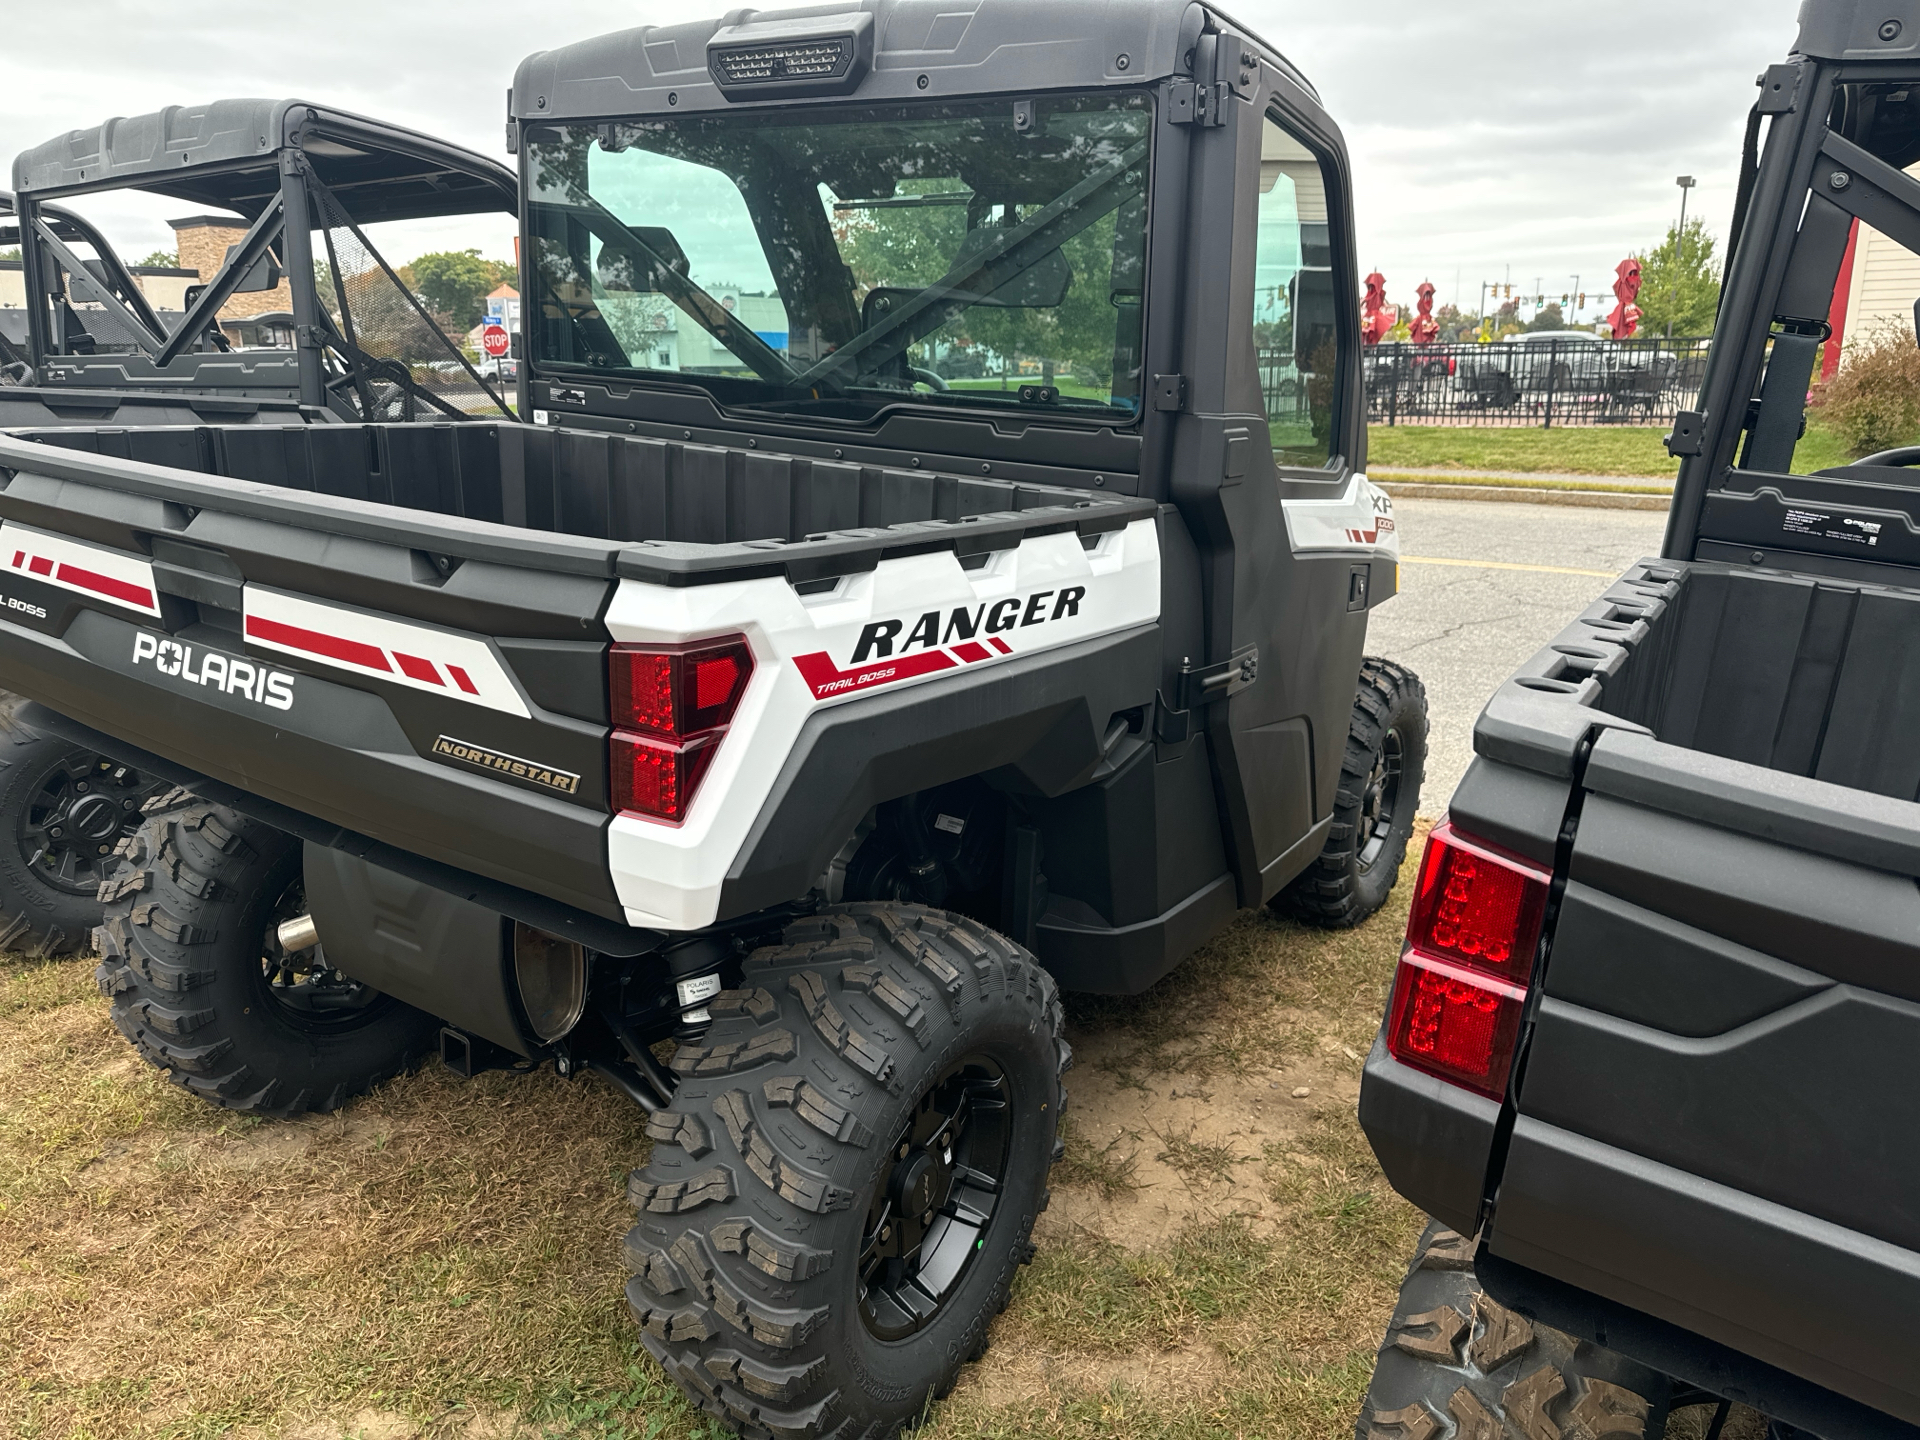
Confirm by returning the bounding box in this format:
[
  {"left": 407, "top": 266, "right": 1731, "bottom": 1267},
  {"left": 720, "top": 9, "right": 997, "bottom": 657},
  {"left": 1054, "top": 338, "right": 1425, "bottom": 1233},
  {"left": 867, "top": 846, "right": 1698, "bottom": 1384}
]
[{"left": 2, "top": 0, "right": 1806, "bottom": 323}]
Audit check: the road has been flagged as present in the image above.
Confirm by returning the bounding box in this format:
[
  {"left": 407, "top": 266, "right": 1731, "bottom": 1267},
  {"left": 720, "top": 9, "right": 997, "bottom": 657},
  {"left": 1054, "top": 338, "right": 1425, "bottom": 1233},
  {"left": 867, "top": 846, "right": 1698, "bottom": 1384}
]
[{"left": 1368, "top": 496, "right": 1669, "bottom": 810}]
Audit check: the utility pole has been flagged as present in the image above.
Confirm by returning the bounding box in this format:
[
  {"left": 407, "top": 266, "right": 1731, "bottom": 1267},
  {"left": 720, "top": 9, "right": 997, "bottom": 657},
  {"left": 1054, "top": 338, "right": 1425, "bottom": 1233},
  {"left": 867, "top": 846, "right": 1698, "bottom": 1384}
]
[{"left": 1669, "top": 175, "right": 1696, "bottom": 340}]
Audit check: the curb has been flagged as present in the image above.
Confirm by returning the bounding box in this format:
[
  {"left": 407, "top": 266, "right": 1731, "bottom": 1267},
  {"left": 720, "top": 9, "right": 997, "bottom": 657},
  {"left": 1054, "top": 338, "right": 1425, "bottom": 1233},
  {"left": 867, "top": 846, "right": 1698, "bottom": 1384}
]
[{"left": 1377, "top": 481, "right": 1670, "bottom": 511}]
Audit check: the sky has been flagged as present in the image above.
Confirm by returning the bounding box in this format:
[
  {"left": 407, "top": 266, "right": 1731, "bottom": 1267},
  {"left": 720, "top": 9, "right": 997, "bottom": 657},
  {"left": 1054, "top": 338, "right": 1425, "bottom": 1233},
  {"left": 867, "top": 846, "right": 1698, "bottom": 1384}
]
[{"left": 0, "top": 0, "right": 1808, "bottom": 325}]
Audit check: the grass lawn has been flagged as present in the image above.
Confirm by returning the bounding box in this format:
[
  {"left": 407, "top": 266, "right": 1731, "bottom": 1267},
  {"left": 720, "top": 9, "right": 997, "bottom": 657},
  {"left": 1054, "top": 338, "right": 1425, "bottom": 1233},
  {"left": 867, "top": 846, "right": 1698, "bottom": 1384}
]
[
  {"left": 0, "top": 852, "right": 1430, "bottom": 1439},
  {"left": 1363, "top": 422, "right": 1859, "bottom": 479}
]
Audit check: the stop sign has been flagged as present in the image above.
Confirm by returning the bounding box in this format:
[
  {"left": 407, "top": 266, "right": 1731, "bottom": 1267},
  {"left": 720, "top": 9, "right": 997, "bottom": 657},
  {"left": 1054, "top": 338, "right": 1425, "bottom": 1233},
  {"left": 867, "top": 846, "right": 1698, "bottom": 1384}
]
[{"left": 481, "top": 323, "right": 510, "bottom": 358}]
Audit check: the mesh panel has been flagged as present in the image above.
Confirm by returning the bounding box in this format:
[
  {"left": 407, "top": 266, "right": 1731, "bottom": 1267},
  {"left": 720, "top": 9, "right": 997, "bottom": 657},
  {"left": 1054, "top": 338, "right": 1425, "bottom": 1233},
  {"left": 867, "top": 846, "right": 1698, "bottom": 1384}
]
[
  {"left": 63, "top": 265, "right": 158, "bottom": 355},
  {"left": 309, "top": 180, "right": 510, "bottom": 420}
]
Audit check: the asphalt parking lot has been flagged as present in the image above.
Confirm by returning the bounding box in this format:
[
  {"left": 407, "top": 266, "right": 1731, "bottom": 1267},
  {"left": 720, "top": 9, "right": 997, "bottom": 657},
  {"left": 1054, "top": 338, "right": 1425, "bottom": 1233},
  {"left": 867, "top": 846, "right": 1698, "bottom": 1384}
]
[{"left": 1368, "top": 496, "right": 1670, "bottom": 809}]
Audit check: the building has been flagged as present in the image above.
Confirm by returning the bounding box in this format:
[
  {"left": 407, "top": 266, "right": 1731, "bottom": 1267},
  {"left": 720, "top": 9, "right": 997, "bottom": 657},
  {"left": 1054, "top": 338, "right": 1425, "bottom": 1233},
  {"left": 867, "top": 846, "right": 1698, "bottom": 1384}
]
[
  {"left": 168, "top": 214, "right": 295, "bottom": 344},
  {"left": 1826, "top": 181, "right": 1920, "bottom": 379}
]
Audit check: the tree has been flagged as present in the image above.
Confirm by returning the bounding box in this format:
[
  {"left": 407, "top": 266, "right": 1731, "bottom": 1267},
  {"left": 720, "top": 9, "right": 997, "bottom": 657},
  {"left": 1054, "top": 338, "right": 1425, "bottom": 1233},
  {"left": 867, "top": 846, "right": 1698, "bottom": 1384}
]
[
  {"left": 136, "top": 248, "right": 178, "bottom": 269},
  {"left": 407, "top": 249, "right": 515, "bottom": 330},
  {"left": 0, "top": 247, "right": 21, "bottom": 263},
  {"left": 1636, "top": 217, "right": 1721, "bottom": 338},
  {"left": 1526, "top": 301, "right": 1568, "bottom": 332}
]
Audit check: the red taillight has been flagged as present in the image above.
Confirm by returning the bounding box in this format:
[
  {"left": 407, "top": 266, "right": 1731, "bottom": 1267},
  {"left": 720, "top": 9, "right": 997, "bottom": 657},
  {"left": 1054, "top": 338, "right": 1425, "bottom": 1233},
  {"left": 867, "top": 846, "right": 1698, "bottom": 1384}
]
[
  {"left": 1406, "top": 820, "right": 1548, "bottom": 982},
  {"left": 611, "top": 638, "right": 753, "bottom": 739},
  {"left": 1385, "top": 820, "right": 1551, "bottom": 1100},
  {"left": 607, "top": 637, "right": 754, "bottom": 824},
  {"left": 1386, "top": 953, "right": 1527, "bottom": 1099}
]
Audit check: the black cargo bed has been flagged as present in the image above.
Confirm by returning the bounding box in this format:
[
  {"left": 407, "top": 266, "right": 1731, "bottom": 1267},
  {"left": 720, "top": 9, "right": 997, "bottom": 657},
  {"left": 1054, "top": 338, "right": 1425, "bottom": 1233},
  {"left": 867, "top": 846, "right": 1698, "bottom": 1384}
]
[{"left": 3, "top": 423, "right": 1149, "bottom": 587}]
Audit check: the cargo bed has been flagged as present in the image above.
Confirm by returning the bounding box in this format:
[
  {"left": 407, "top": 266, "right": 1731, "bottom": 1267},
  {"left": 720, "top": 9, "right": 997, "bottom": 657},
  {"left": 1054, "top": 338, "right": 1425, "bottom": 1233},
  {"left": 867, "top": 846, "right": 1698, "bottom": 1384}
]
[
  {"left": 1367, "top": 555, "right": 1920, "bottom": 1426},
  {"left": 0, "top": 423, "right": 1152, "bottom": 934}
]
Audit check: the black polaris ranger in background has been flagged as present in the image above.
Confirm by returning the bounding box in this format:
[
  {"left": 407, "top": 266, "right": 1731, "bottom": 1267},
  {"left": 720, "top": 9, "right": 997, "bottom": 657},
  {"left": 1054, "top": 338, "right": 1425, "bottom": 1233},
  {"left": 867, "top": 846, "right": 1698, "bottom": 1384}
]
[
  {"left": 1360, "top": 5, "right": 1920, "bottom": 1439},
  {"left": 0, "top": 101, "right": 520, "bottom": 960},
  {"left": 0, "top": 4, "right": 1419, "bottom": 1433}
]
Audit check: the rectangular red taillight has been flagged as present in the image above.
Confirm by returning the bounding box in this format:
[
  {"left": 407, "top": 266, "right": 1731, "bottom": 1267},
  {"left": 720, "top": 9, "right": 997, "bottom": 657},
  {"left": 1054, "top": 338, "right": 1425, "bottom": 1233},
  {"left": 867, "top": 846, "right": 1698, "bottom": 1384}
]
[
  {"left": 608, "top": 637, "right": 753, "bottom": 823},
  {"left": 1385, "top": 819, "right": 1551, "bottom": 1100},
  {"left": 1405, "top": 819, "right": 1549, "bottom": 983},
  {"left": 1385, "top": 952, "right": 1527, "bottom": 1100},
  {"left": 610, "top": 637, "right": 753, "bottom": 739}
]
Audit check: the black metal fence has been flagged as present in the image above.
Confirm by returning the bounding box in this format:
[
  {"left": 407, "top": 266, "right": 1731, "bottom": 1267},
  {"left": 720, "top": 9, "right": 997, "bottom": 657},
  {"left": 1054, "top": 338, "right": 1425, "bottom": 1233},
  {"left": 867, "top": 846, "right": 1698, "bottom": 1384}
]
[{"left": 1260, "top": 337, "right": 1714, "bottom": 430}]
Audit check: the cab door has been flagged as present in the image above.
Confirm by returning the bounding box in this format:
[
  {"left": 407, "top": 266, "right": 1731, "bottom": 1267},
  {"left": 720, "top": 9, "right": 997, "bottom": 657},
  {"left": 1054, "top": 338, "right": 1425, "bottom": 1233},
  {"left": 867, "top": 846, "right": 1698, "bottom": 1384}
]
[{"left": 1164, "top": 40, "right": 1373, "bottom": 904}]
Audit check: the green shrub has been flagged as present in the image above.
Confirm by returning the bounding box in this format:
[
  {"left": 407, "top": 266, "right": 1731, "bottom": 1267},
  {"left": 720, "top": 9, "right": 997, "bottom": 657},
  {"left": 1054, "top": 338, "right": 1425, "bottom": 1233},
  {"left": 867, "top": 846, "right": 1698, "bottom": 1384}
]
[{"left": 1817, "top": 320, "right": 1920, "bottom": 457}]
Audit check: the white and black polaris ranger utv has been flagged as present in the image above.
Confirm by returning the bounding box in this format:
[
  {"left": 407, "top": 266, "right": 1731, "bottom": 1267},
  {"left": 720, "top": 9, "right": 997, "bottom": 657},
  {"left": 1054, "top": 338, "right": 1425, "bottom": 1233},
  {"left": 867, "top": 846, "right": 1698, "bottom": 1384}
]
[{"left": 0, "top": 5, "right": 1421, "bottom": 1433}]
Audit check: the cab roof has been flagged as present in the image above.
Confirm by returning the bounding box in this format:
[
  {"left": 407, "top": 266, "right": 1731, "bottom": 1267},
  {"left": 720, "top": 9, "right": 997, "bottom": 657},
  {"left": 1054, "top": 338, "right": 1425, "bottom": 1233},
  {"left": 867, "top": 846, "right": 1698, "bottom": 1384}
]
[
  {"left": 12, "top": 99, "right": 514, "bottom": 223},
  {"left": 511, "top": 0, "right": 1314, "bottom": 126}
]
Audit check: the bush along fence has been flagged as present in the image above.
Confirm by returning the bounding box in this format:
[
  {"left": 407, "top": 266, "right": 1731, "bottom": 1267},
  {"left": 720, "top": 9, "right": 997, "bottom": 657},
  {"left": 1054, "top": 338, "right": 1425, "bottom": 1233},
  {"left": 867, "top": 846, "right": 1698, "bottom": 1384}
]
[{"left": 1262, "top": 337, "right": 1714, "bottom": 430}]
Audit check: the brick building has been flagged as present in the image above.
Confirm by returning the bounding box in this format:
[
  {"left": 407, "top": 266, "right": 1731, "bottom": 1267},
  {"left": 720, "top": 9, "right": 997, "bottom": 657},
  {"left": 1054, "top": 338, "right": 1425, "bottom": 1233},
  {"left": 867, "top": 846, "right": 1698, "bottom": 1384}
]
[{"left": 168, "top": 215, "right": 295, "bottom": 341}]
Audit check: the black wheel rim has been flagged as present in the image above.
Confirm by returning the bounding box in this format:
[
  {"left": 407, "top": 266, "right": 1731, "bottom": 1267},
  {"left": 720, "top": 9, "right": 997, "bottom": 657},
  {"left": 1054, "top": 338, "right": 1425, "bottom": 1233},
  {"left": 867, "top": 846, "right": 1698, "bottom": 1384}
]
[
  {"left": 858, "top": 1056, "right": 1012, "bottom": 1341},
  {"left": 254, "top": 878, "right": 387, "bottom": 1033},
  {"left": 1355, "top": 725, "right": 1406, "bottom": 874},
  {"left": 18, "top": 752, "right": 158, "bottom": 896}
]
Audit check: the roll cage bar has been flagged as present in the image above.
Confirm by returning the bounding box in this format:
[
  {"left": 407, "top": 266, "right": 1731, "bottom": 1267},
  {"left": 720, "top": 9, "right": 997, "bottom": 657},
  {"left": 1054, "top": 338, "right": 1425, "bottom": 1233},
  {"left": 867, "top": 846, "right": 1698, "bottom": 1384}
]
[{"left": 7, "top": 102, "right": 520, "bottom": 416}]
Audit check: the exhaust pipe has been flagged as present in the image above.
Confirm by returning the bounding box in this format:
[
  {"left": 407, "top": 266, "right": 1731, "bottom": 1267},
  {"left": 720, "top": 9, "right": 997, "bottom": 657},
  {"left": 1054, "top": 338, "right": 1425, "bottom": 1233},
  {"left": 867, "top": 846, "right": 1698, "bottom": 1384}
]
[{"left": 277, "top": 913, "right": 320, "bottom": 953}]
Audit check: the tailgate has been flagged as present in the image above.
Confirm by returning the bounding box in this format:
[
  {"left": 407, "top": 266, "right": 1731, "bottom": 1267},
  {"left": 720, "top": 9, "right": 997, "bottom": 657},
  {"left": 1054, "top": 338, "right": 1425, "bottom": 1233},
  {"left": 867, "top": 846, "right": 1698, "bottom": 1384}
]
[
  {"left": 1487, "top": 728, "right": 1920, "bottom": 1423},
  {"left": 0, "top": 441, "right": 627, "bottom": 919}
]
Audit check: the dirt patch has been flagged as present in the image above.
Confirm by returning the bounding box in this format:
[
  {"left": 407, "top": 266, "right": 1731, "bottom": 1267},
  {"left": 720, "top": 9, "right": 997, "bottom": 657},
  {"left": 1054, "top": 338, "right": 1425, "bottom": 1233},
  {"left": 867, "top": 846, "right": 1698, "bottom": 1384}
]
[
  {"left": 1041, "top": 1036, "right": 1362, "bottom": 1251},
  {"left": 955, "top": 1339, "right": 1237, "bottom": 1409}
]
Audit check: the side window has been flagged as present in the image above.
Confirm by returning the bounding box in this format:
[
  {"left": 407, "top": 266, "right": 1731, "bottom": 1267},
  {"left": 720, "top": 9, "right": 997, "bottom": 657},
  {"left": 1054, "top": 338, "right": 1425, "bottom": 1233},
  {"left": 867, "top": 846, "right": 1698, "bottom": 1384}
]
[{"left": 1254, "top": 114, "right": 1340, "bottom": 469}]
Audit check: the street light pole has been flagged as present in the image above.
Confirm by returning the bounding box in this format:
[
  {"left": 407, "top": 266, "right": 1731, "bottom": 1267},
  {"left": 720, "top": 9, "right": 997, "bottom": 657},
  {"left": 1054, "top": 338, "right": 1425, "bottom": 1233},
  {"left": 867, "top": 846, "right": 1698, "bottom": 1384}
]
[{"left": 1669, "top": 174, "right": 1697, "bottom": 340}]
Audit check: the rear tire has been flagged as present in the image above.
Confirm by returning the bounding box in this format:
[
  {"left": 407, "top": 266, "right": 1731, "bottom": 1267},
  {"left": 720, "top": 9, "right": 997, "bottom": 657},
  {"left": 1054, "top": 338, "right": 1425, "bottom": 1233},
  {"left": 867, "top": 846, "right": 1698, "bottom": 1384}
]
[
  {"left": 1358, "top": 1220, "right": 1673, "bottom": 1440},
  {"left": 0, "top": 695, "right": 161, "bottom": 957},
  {"left": 92, "top": 789, "right": 438, "bottom": 1117},
  {"left": 1278, "top": 657, "right": 1427, "bottom": 929},
  {"left": 624, "top": 903, "right": 1069, "bottom": 1439}
]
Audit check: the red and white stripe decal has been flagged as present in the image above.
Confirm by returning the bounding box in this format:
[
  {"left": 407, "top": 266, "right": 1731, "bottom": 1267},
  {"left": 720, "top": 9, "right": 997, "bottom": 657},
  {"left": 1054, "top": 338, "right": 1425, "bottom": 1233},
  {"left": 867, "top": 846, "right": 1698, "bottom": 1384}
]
[
  {"left": 792, "top": 635, "right": 1013, "bottom": 701},
  {"left": 0, "top": 523, "right": 161, "bottom": 617},
  {"left": 242, "top": 586, "right": 528, "bottom": 718}
]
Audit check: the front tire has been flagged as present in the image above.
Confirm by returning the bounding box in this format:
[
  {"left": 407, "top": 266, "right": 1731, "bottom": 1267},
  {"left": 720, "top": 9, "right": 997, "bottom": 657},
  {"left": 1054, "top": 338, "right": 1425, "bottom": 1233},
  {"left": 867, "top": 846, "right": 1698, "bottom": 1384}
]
[
  {"left": 1278, "top": 657, "right": 1428, "bottom": 929},
  {"left": 92, "top": 790, "right": 439, "bottom": 1117},
  {"left": 1359, "top": 1220, "right": 1672, "bottom": 1440},
  {"left": 624, "top": 904, "right": 1070, "bottom": 1439}
]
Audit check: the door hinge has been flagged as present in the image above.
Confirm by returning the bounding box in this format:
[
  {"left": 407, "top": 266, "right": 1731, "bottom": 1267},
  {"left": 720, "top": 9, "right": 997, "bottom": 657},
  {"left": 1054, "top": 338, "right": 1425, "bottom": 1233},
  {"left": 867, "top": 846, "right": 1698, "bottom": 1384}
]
[
  {"left": 1757, "top": 62, "right": 1802, "bottom": 115},
  {"left": 1168, "top": 80, "right": 1229, "bottom": 127},
  {"left": 1178, "top": 645, "right": 1259, "bottom": 710},
  {"left": 1152, "top": 373, "right": 1187, "bottom": 411},
  {"left": 1665, "top": 410, "right": 1706, "bottom": 458}
]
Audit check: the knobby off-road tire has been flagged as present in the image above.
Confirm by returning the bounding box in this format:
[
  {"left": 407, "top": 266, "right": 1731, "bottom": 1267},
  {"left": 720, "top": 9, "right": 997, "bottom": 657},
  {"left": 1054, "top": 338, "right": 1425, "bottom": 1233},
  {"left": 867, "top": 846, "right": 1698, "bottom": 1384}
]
[
  {"left": 624, "top": 904, "right": 1070, "bottom": 1440},
  {"left": 1358, "top": 1220, "right": 1673, "bottom": 1440},
  {"left": 1279, "top": 657, "right": 1428, "bottom": 929},
  {"left": 92, "top": 789, "right": 439, "bottom": 1118},
  {"left": 0, "top": 694, "right": 159, "bottom": 957}
]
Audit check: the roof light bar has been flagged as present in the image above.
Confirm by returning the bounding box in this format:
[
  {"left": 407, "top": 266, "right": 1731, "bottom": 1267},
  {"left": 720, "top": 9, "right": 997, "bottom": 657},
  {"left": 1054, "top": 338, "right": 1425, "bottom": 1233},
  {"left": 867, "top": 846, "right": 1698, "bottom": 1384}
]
[{"left": 708, "top": 12, "right": 874, "bottom": 101}]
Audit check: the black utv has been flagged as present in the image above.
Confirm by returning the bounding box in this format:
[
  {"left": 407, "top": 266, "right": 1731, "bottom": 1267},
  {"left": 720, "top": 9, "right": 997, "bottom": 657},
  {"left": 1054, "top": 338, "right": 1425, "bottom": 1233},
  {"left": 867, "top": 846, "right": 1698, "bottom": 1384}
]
[{"left": 1359, "top": 5, "right": 1920, "bottom": 1439}]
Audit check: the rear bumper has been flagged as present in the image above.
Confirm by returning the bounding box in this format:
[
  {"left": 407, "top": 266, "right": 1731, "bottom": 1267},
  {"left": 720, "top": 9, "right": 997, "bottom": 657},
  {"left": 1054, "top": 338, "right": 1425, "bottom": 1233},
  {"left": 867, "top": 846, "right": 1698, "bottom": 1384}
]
[
  {"left": 1357, "top": 1031, "right": 1500, "bottom": 1241},
  {"left": 1487, "top": 1116, "right": 1920, "bottom": 1427}
]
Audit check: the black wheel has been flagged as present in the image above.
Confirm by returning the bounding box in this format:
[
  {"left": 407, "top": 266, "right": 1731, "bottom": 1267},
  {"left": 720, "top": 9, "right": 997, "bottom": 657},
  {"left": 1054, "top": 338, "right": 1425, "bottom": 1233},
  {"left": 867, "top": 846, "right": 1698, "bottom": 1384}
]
[
  {"left": 624, "top": 904, "right": 1070, "bottom": 1439},
  {"left": 92, "top": 789, "right": 439, "bottom": 1117},
  {"left": 1358, "top": 1220, "right": 1673, "bottom": 1440},
  {"left": 0, "top": 696, "right": 162, "bottom": 956},
  {"left": 1278, "top": 658, "right": 1427, "bottom": 929}
]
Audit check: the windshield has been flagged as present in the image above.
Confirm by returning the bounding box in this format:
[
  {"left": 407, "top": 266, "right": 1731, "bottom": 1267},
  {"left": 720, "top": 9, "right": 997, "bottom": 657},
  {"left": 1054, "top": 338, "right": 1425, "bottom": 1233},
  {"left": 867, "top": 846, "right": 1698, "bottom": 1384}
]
[{"left": 524, "top": 91, "right": 1152, "bottom": 425}]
